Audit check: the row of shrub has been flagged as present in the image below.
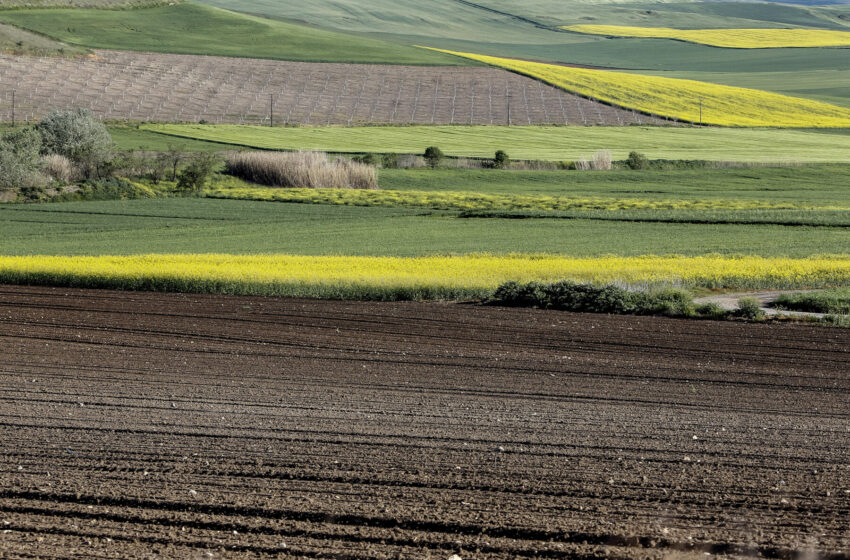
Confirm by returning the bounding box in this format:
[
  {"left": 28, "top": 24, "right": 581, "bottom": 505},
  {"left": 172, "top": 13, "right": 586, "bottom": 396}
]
[
  {"left": 489, "top": 280, "right": 767, "bottom": 321},
  {"left": 348, "top": 148, "right": 658, "bottom": 171},
  {"left": 774, "top": 289, "right": 850, "bottom": 315},
  {"left": 0, "top": 109, "right": 223, "bottom": 194},
  {"left": 15, "top": 177, "right": 161, "bottom": 203}
]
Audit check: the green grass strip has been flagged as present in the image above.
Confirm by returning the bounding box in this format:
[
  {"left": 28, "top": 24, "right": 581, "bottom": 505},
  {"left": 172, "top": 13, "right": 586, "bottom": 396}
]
[{"left": 145, "top": 124, "right": 850, "bottom": 163}]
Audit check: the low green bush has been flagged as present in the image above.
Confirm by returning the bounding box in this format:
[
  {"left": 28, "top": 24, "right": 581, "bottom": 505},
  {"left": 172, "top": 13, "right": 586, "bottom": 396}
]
[
  {"left": 493, "top": 150, "right": 510, "bottom": 170},
  {"left": 626, "top": 151, "right": 649, "bottom": 170},
  {"left": 735, "top": 297, "right": 765, "bottom": 320},
  {"left": 695, "top": 302, "right": 730, "bottom": 320},
  {"left": 490, "top": 280, "right": 694, "bottom": 317},
  {"left": 352, "top": 153, "right": 378, "bottom": 166},
  {"left": 775, "top": 289, "right": 850, "bottom": 315},
  {"left": 16, "top": 177, "right": 160, "bottom": 203},
  {"left": 423, "top": 146, "right": 444, "bottom": 168},
  {"left": 178, "top": 153, "right": 218, "bottom": 191},
  {"left": 381, "top": 153, "right": 400, "bottom": 169}
]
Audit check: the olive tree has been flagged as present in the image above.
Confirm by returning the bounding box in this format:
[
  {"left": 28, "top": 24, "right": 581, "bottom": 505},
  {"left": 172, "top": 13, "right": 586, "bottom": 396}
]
[
  {"left": 0, "top": 128, "right": 44, "bottom": 189},
  {"left": 37, "top": 108, "right": 112, "bottom": 178}
]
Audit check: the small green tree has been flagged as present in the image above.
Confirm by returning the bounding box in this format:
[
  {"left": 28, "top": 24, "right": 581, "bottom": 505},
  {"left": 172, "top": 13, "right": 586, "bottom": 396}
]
[
  {"left": 626, "top": 151, "right": 649, "bottom": 170},
  {"left": 177, "top": 153, "right": 218, "bottom": 191},
  {"left": 493, "top": 150, "right": 510, "bottom": 169},
  {"left": 37, "top": 108, "right": 112, "bottom": 178},
  {"left": 161, "top": 144, "right": 183, "bottom": 181},
  {"left": 0, "top": 128, "right": 44, "bottom": 189},
  {"left": 423, "top": 146, "right": 444, "bottom": 168},
  {"left": 381, "top": 153, "right": 399, "bottom": 169}
]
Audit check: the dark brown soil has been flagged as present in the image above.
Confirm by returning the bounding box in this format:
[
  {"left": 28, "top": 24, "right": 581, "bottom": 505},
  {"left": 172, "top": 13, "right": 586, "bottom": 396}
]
[{"left": 0, "top": 285, "right": 848, "bottom": 559}]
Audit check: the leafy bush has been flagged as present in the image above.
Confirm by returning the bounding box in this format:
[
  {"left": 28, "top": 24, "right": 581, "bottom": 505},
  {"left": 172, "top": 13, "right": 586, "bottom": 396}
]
[
  {"left": 37, "top": 108, "right": 112, "bottom": 178},
  {"left": 735, "top": 297, "right": 765, "bottom": 320},
  {"left": 0, "top": 128, "right": 44, "bottom": 189},
  {"left": 775, "top": 289, "right": 850, "bottom": 315},
  {"left": 490, "top": 280, "right": 695, "bottom": 317},
  {"left": 626, "top": 151, "right": 649, "bottom": 170},
  {"left": 16, "top": 177, "right": 158, "bottom": 203},
  {"left": 352, "top": 153, "right": 377, "bottom": 166},
  {"left": 633, "top": 287, "right": 695, "bottom": 316},
  {"left": 821, "top": 314, "right": 850, "bottom": 328},
  {"left": 695, "top": 302, "right": 729, "bottom": 320},
  {"left": 177, "top": 153, "right": 218, "bottom": 191},
  {"left": 148, "top": 152, "right": 173, "bottom": 184},
  {"left": 423, "top": 146, "right": 444, "bottom": 168},
  {"left": 491, "top": 281, "right": 547, "bottom": 308},
  {"left": 67, "top": 177, "right": 158, "bottom": 201},
  {"left": 381, "top": 153, "right": 399, "bottom": 169},
  {"left": 493, "top": 150, "right": 510, "bottom": 169}
]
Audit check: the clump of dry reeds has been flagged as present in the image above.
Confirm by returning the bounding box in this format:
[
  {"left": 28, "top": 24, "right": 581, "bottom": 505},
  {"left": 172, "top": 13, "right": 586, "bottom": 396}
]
[
  {"left": 575, "top": 150, "right": 613, "bottom": 171},
  {"left": 41, "top": 154, "right": 79, "bottom": 183},
  {"left": 225, "top": 151, "right": 378, "bottom": 189}
]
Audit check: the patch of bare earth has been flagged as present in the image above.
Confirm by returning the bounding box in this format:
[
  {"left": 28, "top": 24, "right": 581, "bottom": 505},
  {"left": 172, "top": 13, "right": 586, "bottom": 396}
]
[{"left": 0, "top": 286, "right": 847, "bottom": 558}]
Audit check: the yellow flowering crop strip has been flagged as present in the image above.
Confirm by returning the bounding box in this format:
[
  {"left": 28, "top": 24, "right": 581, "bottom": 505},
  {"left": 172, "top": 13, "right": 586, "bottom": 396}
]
[
  {"left": 205, "top": 184, "right": 842, "bottom": 212},
  {"left": 426, "top": 48, "right": 850, "bottom": 127},
  {"left": 563, "top": 25, "right": 850, "bottom": 49},
  {"left": 1, "top": 254, "right": 848, "bottom": 300}
]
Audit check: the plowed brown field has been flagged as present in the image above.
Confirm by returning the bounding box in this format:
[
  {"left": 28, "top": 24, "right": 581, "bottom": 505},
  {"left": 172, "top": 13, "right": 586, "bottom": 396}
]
[
  {"left": 0, "top": 50, "right": 672, "bottom": 126},
  {"left": 0, "top": 286, "right": 848, "bottom": 559}
]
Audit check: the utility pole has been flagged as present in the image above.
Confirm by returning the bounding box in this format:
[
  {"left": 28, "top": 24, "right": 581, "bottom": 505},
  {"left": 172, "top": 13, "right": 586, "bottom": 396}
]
[
  {"left": 699, "top": 97, "right": 703, "bottom": 126},
  {"left": 507, "top": 92, "right": 512, "bottom": 126},
  {"left": 270, "top": 94, "right": 274, "bottom": 127},
  {"left": 11, "top": 90, "right": 15, "bottom": 128}
]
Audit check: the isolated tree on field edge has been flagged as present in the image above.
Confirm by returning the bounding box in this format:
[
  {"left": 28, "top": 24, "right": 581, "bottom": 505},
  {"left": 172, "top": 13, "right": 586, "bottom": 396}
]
[
  {"left": 423, "top": 146, "right": 444, "bottom": 168},
  {"left": 37, "top": 108, "right": 112, "bottom": 179}
]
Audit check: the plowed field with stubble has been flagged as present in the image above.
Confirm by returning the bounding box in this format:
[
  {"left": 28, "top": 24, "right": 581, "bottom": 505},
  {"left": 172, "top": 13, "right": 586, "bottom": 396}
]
[
  {"left": 0, "top": 286, "right": 848, "bottom": 559},
  {"left": 0, "top": 50, "right": 669, "bottom": 126}
]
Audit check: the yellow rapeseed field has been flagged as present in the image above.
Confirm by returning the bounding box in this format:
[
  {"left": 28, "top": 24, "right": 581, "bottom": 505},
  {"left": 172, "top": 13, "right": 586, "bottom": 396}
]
[
  {"left": 1, "top": 254, "right": 847, "bottom": 299},
  {"left": 563, "top": 25, "right": 850, "bottom": 49},
  {"left": 205, "top": 184, "right": 841, "bottom": 212},
  {"left": 426, "top": 48, "right": 850, "bottom": 127}
]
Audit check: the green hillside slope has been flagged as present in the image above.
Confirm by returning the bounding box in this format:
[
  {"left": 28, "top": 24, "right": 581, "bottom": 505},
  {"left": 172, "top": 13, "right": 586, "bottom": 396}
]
[{"left": 0, "top": 3, "right": 466, "bottom": 64}]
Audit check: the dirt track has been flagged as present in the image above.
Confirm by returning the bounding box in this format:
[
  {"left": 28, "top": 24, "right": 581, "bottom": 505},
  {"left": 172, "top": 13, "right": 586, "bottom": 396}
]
[{"left": 0, "top": 285, "right": 848, "bottom": 559}]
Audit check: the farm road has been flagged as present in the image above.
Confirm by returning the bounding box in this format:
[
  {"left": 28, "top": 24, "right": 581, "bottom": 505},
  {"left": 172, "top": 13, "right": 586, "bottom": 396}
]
[
  {"left": 0, "top": 286, "right": 848, "bottom": 558},
  {"left": 694, "top": 290, "right": 827, "bottom": 318}
]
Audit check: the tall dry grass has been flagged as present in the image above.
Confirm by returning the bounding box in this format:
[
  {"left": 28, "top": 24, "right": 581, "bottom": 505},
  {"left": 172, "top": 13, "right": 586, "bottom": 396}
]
[
  {"left": 225, "top": 151, "right": 378, "bottom": 189},
  {"left": 41, "top": 154, "right": 78, "bottom": 183},
  {"left": 576, "top": 150, "right": 613, "bottom": 171}
]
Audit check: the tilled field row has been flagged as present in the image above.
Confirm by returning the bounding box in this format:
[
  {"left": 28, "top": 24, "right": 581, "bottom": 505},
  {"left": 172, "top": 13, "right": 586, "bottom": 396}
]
[
  {"left": 0, "top": 50, "right": 673, "bottom": 127},
  {"left": 0, "top": 286, "right": 847, "bottom": 559}
]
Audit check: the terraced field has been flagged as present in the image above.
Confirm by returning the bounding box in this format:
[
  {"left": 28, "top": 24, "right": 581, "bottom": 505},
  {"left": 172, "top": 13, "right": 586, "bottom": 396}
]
[
  {"left": 0, "top": 50, "right": 664, "bottom": 126},
  {"left": 1, "top": 286, "right": 848, "bottom": 558}
]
